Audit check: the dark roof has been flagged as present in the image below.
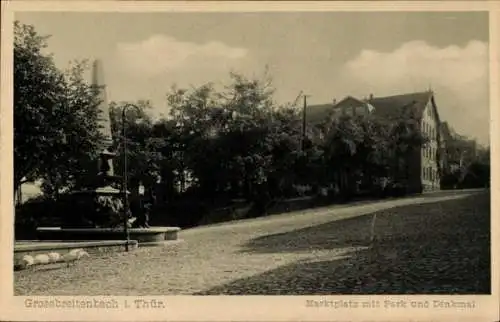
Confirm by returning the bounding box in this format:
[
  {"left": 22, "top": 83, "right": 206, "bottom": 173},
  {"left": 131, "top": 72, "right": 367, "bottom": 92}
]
[
  {"left": 305, "top": 91, "right": 435, "bottom": 125},
  {"left": 368, "top": 91, "right": 433, "bottom": 120},
  {"left": 306, "top": 96, "right": 366, "bottom": 125},
  {"left": 333, "top": 96, "right": 366, "bottom": 109},
  {"left": 305, "top": 103, "right": 334, "bottom": 124}
]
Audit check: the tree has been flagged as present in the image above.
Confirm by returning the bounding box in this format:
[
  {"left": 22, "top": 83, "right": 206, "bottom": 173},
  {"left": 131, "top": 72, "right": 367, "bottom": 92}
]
[
  {"left": 380, "top": 112, "right": 428, "bottom": 187},
  {"left": 350, "top": 115, "right": 392, "bottom": 188},
  {"left": 14, "top": 21, "right": 63, "bottom": 193},
  {"left": 109, "top": 100, "right": 163, "bottom": 192},
  {"left": 14, "top": 21, "right": 103, "bottom": 198},
  {"left": 318, "top": 110, "right": 427, "bottom": 197},
  {"left": 321, "top": 115, "right": 366, "bottom": 197},
  {"left": 167, "top": 83, "right": 226, "bottom": 197},
  {"left": 164, "top": 71, "right": 306, "bottom": 207}
]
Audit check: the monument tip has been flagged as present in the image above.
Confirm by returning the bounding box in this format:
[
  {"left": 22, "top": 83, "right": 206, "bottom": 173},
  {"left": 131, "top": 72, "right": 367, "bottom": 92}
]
[{"left": 91, "top": 59, "right": 105, "bottom": 87}]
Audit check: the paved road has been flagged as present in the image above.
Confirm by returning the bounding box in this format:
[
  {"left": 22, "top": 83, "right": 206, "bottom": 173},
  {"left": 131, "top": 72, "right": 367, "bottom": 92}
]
[{"left": 14, "top": 190, "right": 490, "bottom": 295}]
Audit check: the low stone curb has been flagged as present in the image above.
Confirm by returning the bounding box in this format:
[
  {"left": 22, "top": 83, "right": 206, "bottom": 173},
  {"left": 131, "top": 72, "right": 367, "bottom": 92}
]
[
  {"left": 14, "top": 248, "right": 89, "bottom": 271},
  {"left": 139, "top": 239, "right": 184, "bottom": 247},
  {"left": 14, "top": 240, "right": 139, "bottom": 271}
]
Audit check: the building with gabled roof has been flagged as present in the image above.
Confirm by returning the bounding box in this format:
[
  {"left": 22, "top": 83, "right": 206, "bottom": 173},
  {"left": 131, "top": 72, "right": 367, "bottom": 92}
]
[{"left": 306, "top": 90, "right": 445, "bottom": 192}]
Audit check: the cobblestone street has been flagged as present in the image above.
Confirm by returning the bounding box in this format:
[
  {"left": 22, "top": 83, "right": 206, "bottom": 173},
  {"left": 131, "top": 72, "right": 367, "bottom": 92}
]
[{"left": 14, "top": 190, "right": 490, "bottom": 295}]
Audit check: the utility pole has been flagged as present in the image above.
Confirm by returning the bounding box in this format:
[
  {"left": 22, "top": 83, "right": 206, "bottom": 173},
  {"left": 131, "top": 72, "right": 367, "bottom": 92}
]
[{"left": 301, "top": 94, "right": 310, "bottom": 151}]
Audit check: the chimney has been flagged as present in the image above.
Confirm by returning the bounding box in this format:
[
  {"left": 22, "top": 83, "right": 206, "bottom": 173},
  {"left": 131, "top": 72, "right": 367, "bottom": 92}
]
[
  {"left": 369, "top": 93, "right": 373, "bottom": 100},
  {"left": 332, "top": 98, "right": 337, "bottom": 106}
]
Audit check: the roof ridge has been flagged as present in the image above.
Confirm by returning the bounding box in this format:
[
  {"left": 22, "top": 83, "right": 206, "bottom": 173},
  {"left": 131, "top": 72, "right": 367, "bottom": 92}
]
[
  {"left": 332, "top": 95, "right": 365, "bottom": 107},
  {"left": 369, "top": 90, "right": 433, "bottom": 101}
]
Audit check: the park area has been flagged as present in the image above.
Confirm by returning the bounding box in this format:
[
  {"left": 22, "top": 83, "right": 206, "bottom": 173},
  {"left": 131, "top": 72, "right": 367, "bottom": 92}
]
[{"left": 14, "top": 190, "right": 490, "bottom": 295}]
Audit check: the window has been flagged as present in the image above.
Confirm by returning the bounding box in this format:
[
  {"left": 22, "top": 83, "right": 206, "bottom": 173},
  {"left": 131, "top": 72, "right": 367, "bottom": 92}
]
[{"left": 355, "top": 106, "right": 365, "bottom": 115}]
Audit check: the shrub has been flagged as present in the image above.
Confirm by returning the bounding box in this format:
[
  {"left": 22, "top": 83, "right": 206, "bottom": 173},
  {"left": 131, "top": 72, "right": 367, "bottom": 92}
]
[{"left": 15, "top": 196, "right": 61, "bottom": 239}]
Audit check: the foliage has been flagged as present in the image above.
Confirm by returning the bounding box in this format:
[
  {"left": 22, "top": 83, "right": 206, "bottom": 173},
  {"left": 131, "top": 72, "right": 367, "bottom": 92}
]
[
  {"left": 96, "top": 195, "right": 123, "bottom": 214},
  {"left": 15, "top": 22, "right": 445, "bottom": 228},
  {"left": 110, "top": 100, "right": 158, "bottom": 185},
  {"left": 165, "top": 72, "right": 303, "bottom": 203},
  {"left": 94, "top": 195, "right": 124, "bottom": 227},
  {"left": 14, "top": 21, "right": 103, "bottom": 196}
]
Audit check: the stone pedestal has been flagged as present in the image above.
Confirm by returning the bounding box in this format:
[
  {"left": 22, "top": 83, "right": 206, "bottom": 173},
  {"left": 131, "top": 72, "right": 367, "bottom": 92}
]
[{"left": 60, "top": 186, "right": 125, "bottom": 228}]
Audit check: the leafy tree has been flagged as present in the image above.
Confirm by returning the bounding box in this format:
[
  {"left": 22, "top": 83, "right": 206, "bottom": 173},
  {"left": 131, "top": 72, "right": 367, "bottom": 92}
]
[
  {"left": 14, "top": 20, "right": 63, "bottom": 192},
  {"left": 321, "top": 115, "right": 367, "bottom": 197},
  {"left": 317, "top": 110, "right": 427, "bottom": 197},
  {"left": 14, "top": 21, "right": 103, "bottom": 198},
  {"left": 167, "top": 83, "right": 226, "bottom": 196},
  {"left": 109, "top": 100, "right": 161, "bottom": 192},
  {"left": 372, "top": 111, "right": 428, "bottom": 186},
  {"left": 164, "top": 71, "right": 306, "bottom": 206}
]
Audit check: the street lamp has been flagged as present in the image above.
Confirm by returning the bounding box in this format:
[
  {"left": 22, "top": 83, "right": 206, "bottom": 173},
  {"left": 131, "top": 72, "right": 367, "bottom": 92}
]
[{"left": 121, "top": 103, "right": 142, "bottom": 251}]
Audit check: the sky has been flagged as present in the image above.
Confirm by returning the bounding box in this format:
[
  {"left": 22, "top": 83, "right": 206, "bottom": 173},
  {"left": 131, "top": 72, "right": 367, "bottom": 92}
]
[{"left": 16, "top": 11, "right": 490, "bottom": 145}]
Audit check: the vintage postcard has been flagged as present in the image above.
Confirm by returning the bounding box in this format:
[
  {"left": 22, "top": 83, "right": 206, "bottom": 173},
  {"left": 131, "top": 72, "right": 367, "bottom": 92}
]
[{"left": 1, "top": 1, "right": 498, "bottom": 321}]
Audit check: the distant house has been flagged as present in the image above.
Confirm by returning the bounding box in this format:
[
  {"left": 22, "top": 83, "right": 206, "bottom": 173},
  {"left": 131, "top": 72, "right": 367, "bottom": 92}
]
[
  {"left": 333, "top": 95, "right": 376, "bottom": 117},
  {"left": 306, "top": 96, "right": 374, "bottom": 124},
  {"left": 15, "top": 180, "right": 44, "bottom": 205},
  {"left": 306, "top": 90, "right": 445, "bottom": 192}
]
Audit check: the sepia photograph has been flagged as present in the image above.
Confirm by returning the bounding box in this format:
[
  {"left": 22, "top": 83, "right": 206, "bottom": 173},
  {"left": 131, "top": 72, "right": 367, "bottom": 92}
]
[{"left": 1, "top": 2, "right": 498, "bottom": 321}]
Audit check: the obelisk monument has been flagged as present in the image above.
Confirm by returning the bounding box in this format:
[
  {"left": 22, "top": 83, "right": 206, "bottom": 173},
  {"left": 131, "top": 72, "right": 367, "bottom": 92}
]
[
  {"left": 92, "top": 59, "right": 116, "bottom": 182},
  {"left": 59, "top": 59, "right": 123, "bottom": 228}
]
